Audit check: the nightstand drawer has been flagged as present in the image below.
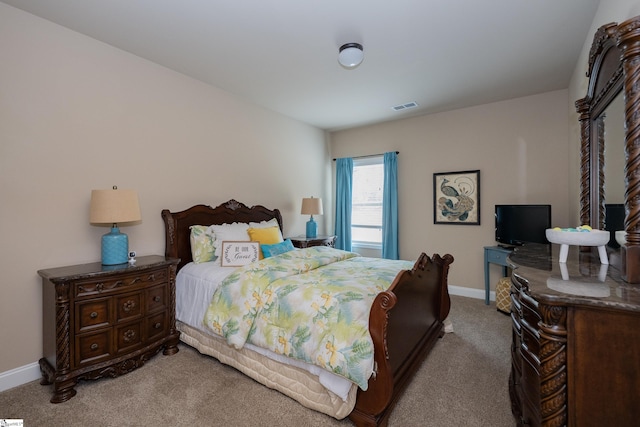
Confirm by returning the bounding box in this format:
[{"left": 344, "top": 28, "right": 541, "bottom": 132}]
[
  {"left": 76, "top": 330, "right": 112, "bottom": 367},
  {"left": 147, "top": 312, "right": 168, "bottom": 341},
  {"left": 115, "top": 321, "right": 143, "bottom": 354},
  {"left": 76, "top": 298, "right": 110, "bottom": 332},
  {"left": 74, "top": 268, "right": 169, "bottom": 299},
  {"left": 146, "top": 284, "right": 167, "bottom": 313},
  {"left": 115, "top": 291, "right": 143, "bottom": 322}
]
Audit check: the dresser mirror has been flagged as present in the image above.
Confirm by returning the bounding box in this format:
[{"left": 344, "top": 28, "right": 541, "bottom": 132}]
[
  {"left": 602, "top": 92, "right": 625, "bottom": 207},
  {"left": 576, "top": 15, "right": 640, "bottom": 283}
]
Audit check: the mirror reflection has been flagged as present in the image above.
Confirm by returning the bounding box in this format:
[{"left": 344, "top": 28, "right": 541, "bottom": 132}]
[{"left": 602, "top": 91, "right": 625, "bottom": 248}]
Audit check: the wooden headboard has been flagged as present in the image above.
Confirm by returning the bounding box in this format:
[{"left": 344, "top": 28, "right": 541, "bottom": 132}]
[{"left": 161, "top": 199, "right": 283, "bottom": 271}]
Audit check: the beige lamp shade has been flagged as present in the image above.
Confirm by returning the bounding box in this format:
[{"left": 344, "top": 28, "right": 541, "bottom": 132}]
[
  {"left": 301, "top": 197, "right": 323, "bottom": 216},
  {"left": 90, "top": 188, "right": 141, "bottom": 225}
]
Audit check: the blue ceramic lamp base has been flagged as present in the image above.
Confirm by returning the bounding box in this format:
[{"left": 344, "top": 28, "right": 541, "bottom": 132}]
[
  {"left": 306, "top": 216, "right": 317, "bottom": 239},
  {"left": 101, "top": 226, "right": 129, "bottom": 265}
]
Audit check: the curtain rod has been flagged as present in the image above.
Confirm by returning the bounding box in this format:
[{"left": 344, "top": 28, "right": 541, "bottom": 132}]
[{"left": 333, "top": 151, "right": 399, "bottom": 161}]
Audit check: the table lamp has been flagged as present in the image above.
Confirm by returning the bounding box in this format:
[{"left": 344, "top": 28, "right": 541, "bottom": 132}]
[
  {"left": 90, "top": 186, "right": 141, "bottom": 265},
  {"left": 301, "top": 197, "right": 323, "bottom": 238}
]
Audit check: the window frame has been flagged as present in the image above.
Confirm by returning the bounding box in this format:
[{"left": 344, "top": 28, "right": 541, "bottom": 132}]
[{"left": 351, "top": 155, "right": 384, "bottom": 249}]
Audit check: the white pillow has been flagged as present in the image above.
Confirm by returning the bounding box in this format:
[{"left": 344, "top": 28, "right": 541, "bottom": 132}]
[
  {"left": 209, "top": 222, "right": 251, "bottom": 259},
  {"left": 248, "top": 218, "right": 280, "bottom": 229}
]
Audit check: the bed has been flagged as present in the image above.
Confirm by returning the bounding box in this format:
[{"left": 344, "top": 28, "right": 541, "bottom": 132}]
[{"left": 162, "top": 199, "right": 453, "bottom": 427}]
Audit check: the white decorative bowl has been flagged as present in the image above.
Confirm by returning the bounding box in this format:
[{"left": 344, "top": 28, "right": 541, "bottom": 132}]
[
  {"left": 545, "top": 228, "right": 610, "bottom": 246},
  {"left": 615, "top": 230, "right": 627, "bottom": 246},
  {"left": 545, "top": 228, "right": 610, "bottom": 264}
]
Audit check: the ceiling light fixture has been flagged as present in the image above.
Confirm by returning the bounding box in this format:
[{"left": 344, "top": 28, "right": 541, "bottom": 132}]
[{"left": 338, "top": 43, "right": 364, "bottom": 69}]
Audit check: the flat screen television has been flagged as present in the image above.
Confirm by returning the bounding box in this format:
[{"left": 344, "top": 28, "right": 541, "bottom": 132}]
[{"left": 495, "top": 204, "right": 551, "bottom": 247}]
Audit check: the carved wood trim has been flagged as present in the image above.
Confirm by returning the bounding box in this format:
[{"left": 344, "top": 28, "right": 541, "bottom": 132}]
[
  {"left": 576, "top": 97, "right": 591, "bottom": 226},
  {"left": 537, "top": 303, "right": 568, "bottom": 427},
  {"left": 619, "top": 17, "right": 640, "bottom": 282},
  {"left": 54, "top": 282, "right": 71, "bottom": 375},
  {"left": 597, "top": 115, "right": 606, "bottom": 230}
]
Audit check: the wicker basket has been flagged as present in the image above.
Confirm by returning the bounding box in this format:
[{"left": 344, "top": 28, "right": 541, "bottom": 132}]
[{"left": 496, "top": 277, "right": 511, "bottom": 314}]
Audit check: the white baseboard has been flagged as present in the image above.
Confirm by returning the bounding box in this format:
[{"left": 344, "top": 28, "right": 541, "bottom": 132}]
[
  {"left": 0, "top": 361, "right": 41, "bottom": 393},
  {"left": 449, "top": 284, "right": 494, "bottom": 302}
]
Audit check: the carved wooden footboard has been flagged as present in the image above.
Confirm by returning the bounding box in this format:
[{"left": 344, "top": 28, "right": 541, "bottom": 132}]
[{"left": 349, "top": 253, "right": 453, "bottom": 427}]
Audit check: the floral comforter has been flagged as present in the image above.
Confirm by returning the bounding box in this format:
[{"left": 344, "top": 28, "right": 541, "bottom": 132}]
[{"left": 203, "top": 246, "right": 413, "bottom": 390}]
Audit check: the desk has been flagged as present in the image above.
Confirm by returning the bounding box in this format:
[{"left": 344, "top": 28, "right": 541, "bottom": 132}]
[{"left": 483, "top": 245, "right": 512, "bottom": 304}]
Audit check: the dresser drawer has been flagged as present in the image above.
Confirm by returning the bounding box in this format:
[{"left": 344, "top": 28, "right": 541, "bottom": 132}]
[
  {"left": 146, "top": 284, "right": 167, "bottom": 313},
  {"left": 521, "top": 300, "right": 540, "bottom": 328},
  {"left": 76, "top": 330, "right": 112, "bottom": 367},
  {"left": 521, "top": 323, "right": 540, "bottom": 359},
  {"left": 76, "top": 297, "right": 111, "bottom": 332}
]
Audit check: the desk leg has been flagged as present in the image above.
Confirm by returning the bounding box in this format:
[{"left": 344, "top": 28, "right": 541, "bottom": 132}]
[{"left": 483, "top": 251, "right": 490, "bottom": 305}]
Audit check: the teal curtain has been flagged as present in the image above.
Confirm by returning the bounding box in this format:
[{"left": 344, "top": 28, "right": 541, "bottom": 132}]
[
  {"left": 382, "top": 152, "right": 399, "bottom": 259},
  {"left": 334, "top": 158, "right": 353, "bottom": 251}
]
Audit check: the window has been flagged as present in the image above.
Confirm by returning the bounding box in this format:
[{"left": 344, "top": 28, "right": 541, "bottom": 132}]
[{"left": 351, "top": 156, "right": 383, "bottom": 247}]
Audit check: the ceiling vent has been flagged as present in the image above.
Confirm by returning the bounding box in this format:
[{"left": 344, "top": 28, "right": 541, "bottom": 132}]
[{"left": 392, "top": 101, "right": 418, "bottom": 111}]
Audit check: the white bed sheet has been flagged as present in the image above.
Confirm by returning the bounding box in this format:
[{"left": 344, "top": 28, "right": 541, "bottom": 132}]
[{"left": 176, "top": 261, "right": 354, "bottom": 401}]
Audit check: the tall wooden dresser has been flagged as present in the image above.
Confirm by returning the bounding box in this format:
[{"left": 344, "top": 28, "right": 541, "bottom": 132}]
[
  {"left": 38, "top": 255, "right": 180, "bottom": 403},
  {"left": 508, "top": 244, "right": 640, "bottom": 426}
]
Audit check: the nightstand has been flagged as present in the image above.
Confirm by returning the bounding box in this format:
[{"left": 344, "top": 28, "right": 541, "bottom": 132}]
[
  {"left": 288, "top": 235, "right": 337, "bottom": 248},
  {"left": 38, "top": 255, "right": 180, "bottom": 403}
]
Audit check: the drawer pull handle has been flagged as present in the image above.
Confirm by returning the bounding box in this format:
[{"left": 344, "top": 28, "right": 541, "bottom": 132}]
[
  {"left": 153, "top": 296, "right": 161, "bottom": 302},
  {"left": 154, "top": 322, "right": 161, "bottom": 329},
  {"left": 90, "top": 311, "right": 98, "bottom": 319},
  {"left": 122, "top": 300, "right": 136, "bottom": 312},
  {"left": 90, "top": 343, "right": 98, "bottom": 351}
]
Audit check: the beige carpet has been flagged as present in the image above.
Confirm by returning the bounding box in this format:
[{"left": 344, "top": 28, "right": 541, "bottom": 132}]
[{"left": 0, "top": 295, "right": 514, "bottom": 426}]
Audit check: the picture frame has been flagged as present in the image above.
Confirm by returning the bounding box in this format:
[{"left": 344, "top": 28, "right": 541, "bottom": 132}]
[
  {"left": 433, "top": 170, "right": 480, "bottom": 225},
  {"left": 221, "top": 241, "right": 260, "bottom": 266}
]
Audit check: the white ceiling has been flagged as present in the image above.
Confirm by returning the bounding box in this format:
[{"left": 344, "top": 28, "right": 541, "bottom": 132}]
[{"left": 2, "top": 0, "right": 600, "bottom": 131}]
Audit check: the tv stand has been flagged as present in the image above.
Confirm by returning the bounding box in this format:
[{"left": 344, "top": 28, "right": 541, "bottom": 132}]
[{"left": 483, "top": 245, "right": 514, "bottom": 304}]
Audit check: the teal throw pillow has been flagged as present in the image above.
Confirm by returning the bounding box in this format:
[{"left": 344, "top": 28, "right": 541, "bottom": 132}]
[{"left": 261, "top": 239, "right": 295, "bottom": 258}]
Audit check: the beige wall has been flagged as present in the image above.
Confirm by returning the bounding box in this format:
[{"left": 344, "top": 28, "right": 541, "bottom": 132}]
[
  {"left": 330, "top": 90, "right": 571, "bottom": 291},
  {"left": 0, "top": 4, "right": 330, "bottom": 374}
]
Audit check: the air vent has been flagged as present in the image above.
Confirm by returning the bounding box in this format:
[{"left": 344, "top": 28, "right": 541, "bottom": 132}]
[{"left": 391, "top": 101, "right": 418, "bottom": 111}]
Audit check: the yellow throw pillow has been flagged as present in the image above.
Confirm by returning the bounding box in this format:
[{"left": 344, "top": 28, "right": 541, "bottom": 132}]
[{"left": 247, "top": 226, "right": 284, "bottom": 259}]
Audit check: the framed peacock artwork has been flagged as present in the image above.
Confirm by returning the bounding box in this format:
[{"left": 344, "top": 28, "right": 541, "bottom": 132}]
[{"left": 433, "top": 170, "right": 480, "bottom": 225}]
